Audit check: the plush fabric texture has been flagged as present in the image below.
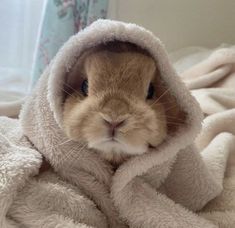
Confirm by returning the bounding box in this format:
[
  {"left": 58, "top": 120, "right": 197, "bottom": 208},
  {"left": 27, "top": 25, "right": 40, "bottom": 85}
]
[
  {"left": 178, "top": 47, "right": 235, "bottom": 228},
  {"left": 0, "top": 20, "right": 233, "bottom": 228}
]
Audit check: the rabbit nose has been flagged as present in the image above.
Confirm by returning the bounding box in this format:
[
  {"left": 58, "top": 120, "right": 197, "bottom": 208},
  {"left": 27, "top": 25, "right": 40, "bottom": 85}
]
[{"left": 103, "top": 120, "right": 125, "bottom": 137}]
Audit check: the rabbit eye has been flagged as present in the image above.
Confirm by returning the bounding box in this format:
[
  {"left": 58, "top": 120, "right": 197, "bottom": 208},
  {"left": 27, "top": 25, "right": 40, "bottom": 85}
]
[
  {"left": 146, "top": 83, "right": 154, "bottom": 99},
  {"left": 81, "top": 79, "right": 88, "bottom": 96}
]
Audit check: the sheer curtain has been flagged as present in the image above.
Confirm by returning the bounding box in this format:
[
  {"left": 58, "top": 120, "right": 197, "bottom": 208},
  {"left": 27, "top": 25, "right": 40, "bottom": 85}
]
[
  {"left": 0, "top": 0, "right": 46, "bottom": 101},
  {"left": 0, "top": 0, "right": 108, "bottom": 117}
]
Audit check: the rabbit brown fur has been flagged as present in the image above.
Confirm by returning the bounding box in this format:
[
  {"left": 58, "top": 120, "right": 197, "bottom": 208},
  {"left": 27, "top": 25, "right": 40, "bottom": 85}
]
[{"left": 62, "top": 42, "right": 184, "bottom": 165}]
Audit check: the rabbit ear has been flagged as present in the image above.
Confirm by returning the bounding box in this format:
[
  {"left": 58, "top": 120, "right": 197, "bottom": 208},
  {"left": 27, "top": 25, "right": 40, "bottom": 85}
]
[{"left": 152, "top": 68, "right": 186, "bottom": 135}]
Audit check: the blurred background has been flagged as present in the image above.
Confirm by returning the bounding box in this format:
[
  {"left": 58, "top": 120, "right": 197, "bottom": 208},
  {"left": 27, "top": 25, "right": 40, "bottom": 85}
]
[
  {"left": 108, "top": 0, "right": 235, "bottom": 51},
  {"left": 0, "top": 0, "right": 235, "bottom": 103}
]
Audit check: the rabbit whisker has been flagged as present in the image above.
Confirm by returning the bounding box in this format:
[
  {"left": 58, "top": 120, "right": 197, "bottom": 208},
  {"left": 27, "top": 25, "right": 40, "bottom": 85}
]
[{"left": 150, "top": 89, "right": 170, "bottom": 107}]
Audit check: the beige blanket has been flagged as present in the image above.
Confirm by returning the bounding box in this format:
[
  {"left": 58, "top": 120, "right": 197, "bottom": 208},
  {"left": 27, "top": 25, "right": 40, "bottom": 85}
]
[
  {"left": 178, "top": 47, "right": 235, "bottom": 227},
  {"left": 0, "top": 20, "right": 234, "bottom": 228}
]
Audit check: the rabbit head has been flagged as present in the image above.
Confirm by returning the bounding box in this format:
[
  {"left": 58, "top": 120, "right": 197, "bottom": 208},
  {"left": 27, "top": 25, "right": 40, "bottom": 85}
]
[{"left": 62, "top": 42, "right": 184, "bottom": 163}]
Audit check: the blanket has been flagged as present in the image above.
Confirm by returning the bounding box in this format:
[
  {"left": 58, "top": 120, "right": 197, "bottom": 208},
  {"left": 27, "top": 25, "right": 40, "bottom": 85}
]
[
  {"left": 0, "top": 20, "right": 234, "bottom": 228},
  {"left": 177, "top": 47, "right": 235, "bottom": 228}
]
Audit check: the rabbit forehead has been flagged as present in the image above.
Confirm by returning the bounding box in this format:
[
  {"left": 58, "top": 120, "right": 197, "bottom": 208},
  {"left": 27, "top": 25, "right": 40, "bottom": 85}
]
[{"left": 84, "top": 51, "right": 156, "bottom": 95}]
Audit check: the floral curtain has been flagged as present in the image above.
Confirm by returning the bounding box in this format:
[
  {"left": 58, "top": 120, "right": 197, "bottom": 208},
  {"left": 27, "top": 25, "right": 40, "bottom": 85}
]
[{"left": 30, "top": 0, "right": 108, "bottom": 87}]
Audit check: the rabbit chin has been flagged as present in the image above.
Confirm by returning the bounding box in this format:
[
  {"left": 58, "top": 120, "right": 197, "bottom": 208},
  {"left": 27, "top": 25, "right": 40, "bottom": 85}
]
[{"left": 88, "top": 138, "right": 147, "bottom": 157}]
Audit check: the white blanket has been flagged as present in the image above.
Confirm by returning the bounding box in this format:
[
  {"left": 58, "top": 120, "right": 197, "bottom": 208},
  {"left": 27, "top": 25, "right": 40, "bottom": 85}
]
[
  {"left": 0, "top": 20, "right": 234, "bottom": 228},
  {"left": 173, "top": 46, "right": 235, "bottom": 228}
]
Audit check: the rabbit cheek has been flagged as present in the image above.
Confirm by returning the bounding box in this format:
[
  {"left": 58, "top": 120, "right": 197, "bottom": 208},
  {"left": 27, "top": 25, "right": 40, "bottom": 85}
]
[
  {"left": 119, "top": 131, "right": 149, "bottom": 155},
  {"left": 83, "top": 116, "right": 109, "bottom": 147},
  {"left": 126, "top": 104, "right": 166, "bottom": 151}
]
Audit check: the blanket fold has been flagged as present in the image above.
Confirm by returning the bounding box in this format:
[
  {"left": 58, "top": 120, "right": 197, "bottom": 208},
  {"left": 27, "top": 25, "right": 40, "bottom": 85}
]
[
  {"left": 178, "top": 46, "right": 235, "bottom": 227},
  {"left": 0, "top": 20, "right": 234, "bottom": 228}
]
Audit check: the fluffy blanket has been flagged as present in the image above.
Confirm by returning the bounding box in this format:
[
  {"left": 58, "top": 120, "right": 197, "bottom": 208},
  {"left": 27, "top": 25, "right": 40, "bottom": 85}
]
[
  {"left": 178, "top": 47, "right": 235, "bottom": 228},
  {"left": 0, "top": 20, "right": 234, "bottom": 228}
]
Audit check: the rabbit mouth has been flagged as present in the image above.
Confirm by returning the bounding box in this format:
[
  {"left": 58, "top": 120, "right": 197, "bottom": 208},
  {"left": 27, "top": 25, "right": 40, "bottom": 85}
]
[
  {"left": 88, "top": 137, "right": 121, "bottom": 148},
  {"left": 148, "top": 143, "right": 156, "bottom": 149},
  {"left": 88, "top": 136, "right": 148, "bottom": 156},
  {"left": 106, "top": 137, "right": 119, "bottom": 143},
  {"left": 102, "top": 138, "right": 123, "bottom": 147}
]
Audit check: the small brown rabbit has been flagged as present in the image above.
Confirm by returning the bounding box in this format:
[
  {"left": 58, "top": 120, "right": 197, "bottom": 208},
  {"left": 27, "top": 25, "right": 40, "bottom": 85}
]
[{"left": 62, "top": 41, "right": 184, "bottom": 165}]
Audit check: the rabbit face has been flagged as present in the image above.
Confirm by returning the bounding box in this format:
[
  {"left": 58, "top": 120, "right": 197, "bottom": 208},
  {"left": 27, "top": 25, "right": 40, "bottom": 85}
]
[{"left": 63, "top": 48, "right": 168, "bottom": 163}]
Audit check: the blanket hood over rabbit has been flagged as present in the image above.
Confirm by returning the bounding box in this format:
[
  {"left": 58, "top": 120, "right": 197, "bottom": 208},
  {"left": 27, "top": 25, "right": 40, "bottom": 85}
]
[{"left": 0, "top": 20, "right": 230, "bottom": 228}]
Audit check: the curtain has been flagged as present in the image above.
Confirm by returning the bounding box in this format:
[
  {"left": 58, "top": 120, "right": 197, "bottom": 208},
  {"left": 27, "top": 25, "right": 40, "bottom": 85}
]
[
  {"left": 0, "top": 0, "right": 46, "bottom": 101},
  {"left": 0, "top": 0, "right": 108, "bottom": 117},
  {"left": 30, "top": 0, "right": 108, "bottom": 87}
]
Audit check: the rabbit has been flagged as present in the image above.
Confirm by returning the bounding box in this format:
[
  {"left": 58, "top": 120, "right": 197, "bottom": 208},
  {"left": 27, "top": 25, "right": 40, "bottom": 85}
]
[{"left": 62, "top": 41, "right": 184, "bottom": 166}]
